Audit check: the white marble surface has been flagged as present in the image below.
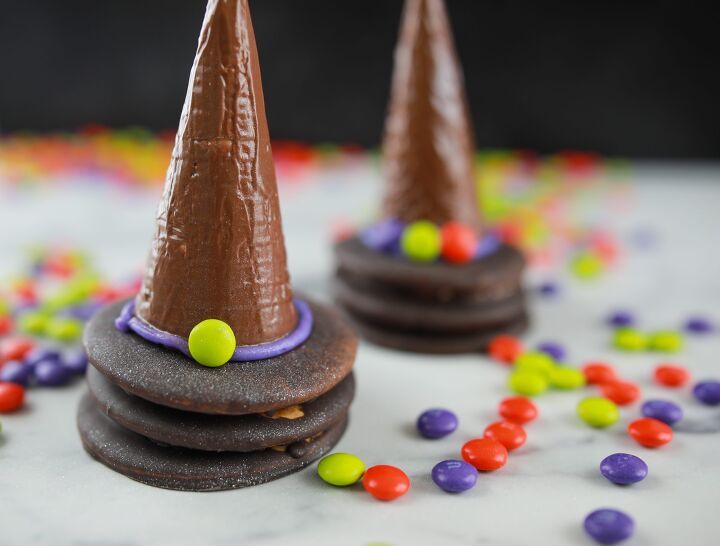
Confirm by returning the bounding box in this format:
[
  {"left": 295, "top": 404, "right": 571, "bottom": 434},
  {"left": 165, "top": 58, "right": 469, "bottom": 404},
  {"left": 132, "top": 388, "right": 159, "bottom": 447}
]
[{"left": 1, "top": 162, "right": 720, "bottom": 546}]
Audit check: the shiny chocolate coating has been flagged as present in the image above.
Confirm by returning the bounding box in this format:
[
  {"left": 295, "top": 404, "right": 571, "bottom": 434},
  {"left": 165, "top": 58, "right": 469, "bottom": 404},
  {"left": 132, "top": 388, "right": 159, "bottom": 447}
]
[
  {"left": 382, "top": 0, "right": 481, "bottom": 231},
  {"left": 136, "top": 0, "right": 296, "bottom": 344}
]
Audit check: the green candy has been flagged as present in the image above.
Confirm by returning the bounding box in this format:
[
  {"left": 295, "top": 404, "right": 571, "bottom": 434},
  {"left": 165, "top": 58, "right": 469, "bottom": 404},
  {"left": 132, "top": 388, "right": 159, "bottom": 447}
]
[
  {"left": 577, "top": 397, "right": 620, "bottom": 428},
  {"left": 571, "top": 252, "right": 604, "bottom": 279},
  {"left": 0, "top": 298, "right": 9, "bottom": 316},
  {"left": 613, "top": 328, "right": 648, "bottom": 351},
  {"left": 18, "top": 311, "right": 51, "bottom": 335},
  {"left": 549, "top": 366, "right": 586, "bottom": 389},
  {"left": 188, "top": 319, "right": 236, "bottom": 367},
  {"left": 45, "top": 317, "right": 83, "bottom": 341},
  {"left": 514, "top": 351, "right": 555, "bottom": 378},
  {"left": 649, "top": 330, "right": 683, "bottom": 353},
  {"left": 317, "top": 452, "right": 365, "bottom": 486},
  {"left": 400, "top": 221, "right": 441, "bottom": 262},
  {"left": 508, "top": 369, "right": 549, "bottom": 396}
]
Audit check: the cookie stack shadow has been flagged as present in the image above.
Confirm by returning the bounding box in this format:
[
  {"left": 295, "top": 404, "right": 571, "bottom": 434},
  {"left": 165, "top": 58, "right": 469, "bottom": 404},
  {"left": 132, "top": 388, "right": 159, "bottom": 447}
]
[
  {"left": 334, "top": 237, "right": 529, "bottom": 354},
  {"left": 77, "top": 299, "right": 356, "bottom": 492}
]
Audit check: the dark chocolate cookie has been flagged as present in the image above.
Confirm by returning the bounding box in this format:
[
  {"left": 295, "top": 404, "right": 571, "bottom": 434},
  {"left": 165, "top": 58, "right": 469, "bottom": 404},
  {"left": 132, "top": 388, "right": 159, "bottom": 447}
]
[
  {"left": 85, "top": 299, "right": 357, "bottom": 415},
  {"left": 77, "top": 392, "right": 348, "bottom": 492},
  {"left": 87, "top": 366, "right": 355, "bottom": 452}
]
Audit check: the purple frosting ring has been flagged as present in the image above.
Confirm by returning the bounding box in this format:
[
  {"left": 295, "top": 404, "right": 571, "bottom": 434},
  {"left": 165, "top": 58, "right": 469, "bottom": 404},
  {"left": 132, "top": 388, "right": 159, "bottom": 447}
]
[{"left": 115, "top": 299, "right": 313, "bottom": 362}]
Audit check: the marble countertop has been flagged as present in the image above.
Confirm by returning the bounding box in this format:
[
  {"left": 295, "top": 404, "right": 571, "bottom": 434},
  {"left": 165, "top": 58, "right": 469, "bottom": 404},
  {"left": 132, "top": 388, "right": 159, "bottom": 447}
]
[{"left": 1, "top": 162, "right": 719, "bottom": 546}]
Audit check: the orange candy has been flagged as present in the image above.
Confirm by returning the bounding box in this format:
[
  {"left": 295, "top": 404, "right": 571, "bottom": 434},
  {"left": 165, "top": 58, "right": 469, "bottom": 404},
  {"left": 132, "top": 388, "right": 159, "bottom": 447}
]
[
  {"left": 362, "top": 465, "right": 411, "bottom": 501},
  {"left": 461, "top": 438, "right": 508, "bottom": 471},
  {"left": 484, "top": 421, "right": 527, "bottom": 451},
  {"left": 0, "top": 382, "right": 25, "bottom": 413},
  {"left": 600, "top": 380, "right": 640, "bottom": 406},
  {"left": 582, "top": 362, "right": 618, "bottom": 385},
  {"left": 498, "top": 396, "right": 538, "bottom": 424},
  {"left": 440, "top": 222, "right": 477, "bottom": 264},
  {"left": 628, "top": 417, "right": 673, "bottom": 448},
  {"left": 654, "top": 364, "right": 690, "bottom": 388},
  {"left": 488, "top": 335, "right": 523, "bottom": 365}
]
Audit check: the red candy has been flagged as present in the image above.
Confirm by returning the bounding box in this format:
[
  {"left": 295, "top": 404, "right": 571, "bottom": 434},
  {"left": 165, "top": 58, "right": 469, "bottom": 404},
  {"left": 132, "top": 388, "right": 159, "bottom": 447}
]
[
  {"left": 0, "top": 315, "right": 13, "bottom": 336},
  {"left": 362, "top": 465, "right": 411, "bottom": 501},
  {"left": 0, "top": 338, "right": 35, "bottom": 362},
  {"left": 654, "top": 364, "right": 690, "bottom": 388},
  {"left": 484, "top": 421, "right": 527, "bottom": 451},
  {"left": 498, "top": 396, "right": 538, "bottom": 424},
  {"left": 461, "top": 438, "right": 508, "bottom": 471},
  {"left": 628, "top": 417, "right": 673, "bottom": 448},
  {"left": 600, "top": 380, "right": 640, "bottom": 406},
  {"left": 488, "top": 335, "right": 523, "bottom": 365},
  {"left": 0, "top": 382, "right": 25, "bottom": 413},
  {"left": 440, "top": 222, "right": 477, "bottom": 264},
  {"left": 582, "top": 362, "right": 618, "bottom": 385}
]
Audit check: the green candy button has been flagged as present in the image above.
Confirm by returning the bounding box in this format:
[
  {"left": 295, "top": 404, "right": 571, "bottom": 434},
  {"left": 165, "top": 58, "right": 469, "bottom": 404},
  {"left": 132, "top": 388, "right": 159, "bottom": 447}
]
[{"left": 188, "top": 319, "right": 236, "bottom": 367}]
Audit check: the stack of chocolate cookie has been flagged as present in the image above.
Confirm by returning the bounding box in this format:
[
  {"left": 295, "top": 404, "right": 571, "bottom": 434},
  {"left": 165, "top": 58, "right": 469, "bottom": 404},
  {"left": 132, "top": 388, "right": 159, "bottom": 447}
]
[
  {"left": 77, "top": 0, "right": 357, "bottom": 491},
  {"left": 334, "top": 0, "right": 528, "bottom": 354}
]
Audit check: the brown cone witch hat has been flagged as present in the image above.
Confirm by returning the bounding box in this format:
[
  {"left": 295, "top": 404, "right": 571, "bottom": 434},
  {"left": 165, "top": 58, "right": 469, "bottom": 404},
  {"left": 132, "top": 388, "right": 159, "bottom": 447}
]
[
  {"left": 135, "top": 0, "right": 297, "bottom": 345},
  {"left": 381, "top": 0, "right": 481, "bottom": 232}
]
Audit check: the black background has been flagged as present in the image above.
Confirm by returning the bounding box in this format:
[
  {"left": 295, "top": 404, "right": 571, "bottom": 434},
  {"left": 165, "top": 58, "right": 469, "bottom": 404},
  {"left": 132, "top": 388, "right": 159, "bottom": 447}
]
[{"left": 1, "top": 0, "right": 718, "bottom": 158}]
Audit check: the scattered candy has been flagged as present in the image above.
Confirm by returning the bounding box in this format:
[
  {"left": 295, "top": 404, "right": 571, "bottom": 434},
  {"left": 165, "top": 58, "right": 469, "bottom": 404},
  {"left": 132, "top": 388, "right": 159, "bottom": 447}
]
[
  {"left": 599, "top": 453, "right": 648, "bottom": 485},
  {"left": 44, "top": 317, "right": 83, "bottom": 342},
  {"left": 431, "top": 460, "right": 478, "bottom": 493},
  {"left": 0, "top": 338, "right": 36, "bottom": 362},
  {"left": 0, "top": 382, "right": 25, "bottom": 413},
  {"left": 440, "top": 222, "right": 477, "bottom": 264},
  {"left": 613, "top": 328, "right": 648, "bottom": 351},
  {"left": 628, "top": 418, "right": 673, "bottom": 448},
  {"left": 571, "top": 252, "right": 604, "bottom": 279},
  {"left": 498, "top": 396, "right": 538, "bottom": 424},
  {"left": 649, "top": 330, "right": 683, "bottom": 353},
  {"left": 583, "top": 362, "right": 618, "bottom": 385},
  {"left": 537, "top": 281, "right": 559, "bottom": 297},
  {"left": 17, "top": 311, "right": 50, "bottom": 335},
  {"left": 577, "top": 397, "right": 620, "bottom": 428},
  {"left": 600, "top": 381, "right": 641, "bottom": 406},
  {"left": 684, "top": 316, "right": 714, "bottom": 334},
  {"left": 514, "top": 351, "right": 555, "bottom": 377},
  {"left": 548, "top": 366, "right": 586, "bottom": 390},
  {"left": 416, "top": 408, "right": 458, "bottom": 439},
  {"left": 34, "top": 360, "right": 71, "bottom": 387},
  {"left": 653, "top": 364, "right": 690, "bottom": 388},
  {"left": 461, "top": 438, "right": 508, "bottom": 471},
  {"left": 536, "top": 341, "right": 566, "bottom": 362},
  {"left": 487, "top": 334, "right": 523, "bottom": 364},
  {"left": 23, "top": 348, "right": 61, "bottom": 368},
  {"left": 608, "top": 310, "right": 635, "bottom": 328},
  {"left": 584, "top": 508, "right": 634, "bottom": 545},
  {"left": 62, "top": 351, "right": 89, "bottom": 374},
  {"left": 317, "top": 453, "right": 365, "bottom": 486},
  {"left": 692, "top": 380, "right": 720, "bottom": 406},
  {"left": 362, "top": 465, "right": 410, "bottom": 501},
  {"left": 508, "top": 369, "right": 549, "bottom": 396},
  {"left": 188, "top": 319, "right": 236, "bottom": 367},
  {"left": 484, "top": 421, "right": 527, "bottom": 451},
  {"left": 0, "top": 361, "right": 33, "bottom": 386},
  {"left": 641, "top": 400, "right": 683, "bottom": 426},
  {"left": 0, "top": 315, "right": 13, "bottom": 335},
  {"left": 400, "top": 221, "right": 441, "bottom": 262}
]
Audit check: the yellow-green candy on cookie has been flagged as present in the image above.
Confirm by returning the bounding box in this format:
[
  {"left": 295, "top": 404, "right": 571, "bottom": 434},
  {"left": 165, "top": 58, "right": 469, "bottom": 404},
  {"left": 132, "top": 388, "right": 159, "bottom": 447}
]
[
  {"left": 577, "top": 396, "right": 620, "bottom": 428},
  {"left": 400, "top": 221, "right": 441, "bottom": 262},
  {"left": 188, "top": 319, "right": 236, "bottom": 367},
  {"left": 318, "top": 452, "right": 365, "bottom": 486}
]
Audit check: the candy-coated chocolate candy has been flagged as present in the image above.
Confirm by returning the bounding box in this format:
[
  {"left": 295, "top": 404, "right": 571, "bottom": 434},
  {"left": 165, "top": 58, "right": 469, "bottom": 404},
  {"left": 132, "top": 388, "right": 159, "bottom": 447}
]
[
  {"left": 461, "top": 438, "right": 508, "bottom": 471},
  {"left": 23, "top": 348, "right": 61, "bottom": 368},
  {"left": 0, "top": 314, "right": 12, "bottom": 335},
  {"left": 0, "top": 338, "right": 35, "bottom": 362},
  {"left": 487, "top": 334, "right": 523, "bottom": 364},
  {"left": 514, "top": 351, "right": 555, "bottom": 377},
  {"left": 0, "top": 298, "right": 9, "bottom": 316},
  {"left": 608, "top": 310, "right": 635, "bottom": 328},
  {"left": 0, "top": 382, "right": 25, "bottom": 413},
  {"left": 536, "top": 341, "right": 565, "bottom": 362},
  {"left": 549, "top": 366, "right": 586, "bottom": 390},
  {"left": 188, "top": 319, "right": 236, "bottom": 367},
  {"left": 498, "top": 396, "right": 538, "bottom": 424},
  {"left": 613, "top": 328, "right": 648, "bottom": 351},
  {"left": 45, "top": 318, "right": 83, "bottom": 342},
  {"left": 537, "top": 281, "right": 559, "bottom": 297},
  {"left": 362, "top": 465, "right": 410, "bottom": 501},
  {"left": 653, "top": 364, "right": 690, "bottom": 387},
  {"left": 440, "top": 222, "right": 477, "bottom": 264},
  {"left": 599, "top": 453, "right": 648, "bottom": 485},
  {"left": 17, "top": 311, "right": 50, "bottom": 335},
  {"left": 628, "top": 418, "right": 673, "bottom": 448},
  {"left": 684, "top": 316, "right": 714, "bottom": 334},
  {"left": 416, "top": 408, "right": 458, "bottom": 439},
  {"left": 583, "top": 362, "right": 618, "bottom": 385},
  {"left": 62, "top": 351, "right": 88, "bottom": 374},
  {"left": 584, "top": 508, "right": 634, "bottom": 544},
  {"left": 360, "top": 218, "right": 404, "bottom": 253},
  {"left": 400, "top": 221, "right": 441, "bottom": 262},
  {"left": 577, "top": 397, "right": 620, "bottom": 428},
  {"left": 483, "top": 421, "right": 527, "bottom": 451},
  {"left": 34, "top": 360, "right": 71, "bottom": 387},
  {"left": 0, "top": 361, "right": 33, "bottom": 386},
  {"left": 692, "top": 380, "right": 720, "bottom": 406},
  {"left": 600, "top": 381, "right": 640, "bottom": 406},
  {"left": 431, "top": 460, "right": 478, "bottom": 493},
  {"left": 641, "top": 400, "right": 683, "bottom": 426},
  {"left": 571, "top": 252, "right": 603, "bottom": 279},
  {"left": 508, "top": 369, "right": 549, "bottom": 396},
  {"left": 317, "top": 453, "right": 365, "bottom": 486},
  {"left": 649, "top": 330, "right": 683, "bottom": 353}
]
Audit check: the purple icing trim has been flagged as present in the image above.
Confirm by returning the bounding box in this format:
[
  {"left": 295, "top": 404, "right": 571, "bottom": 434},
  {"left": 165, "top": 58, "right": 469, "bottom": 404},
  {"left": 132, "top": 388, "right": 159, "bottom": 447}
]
[{"left": 115, "top": 299, "right": 313, "bottom": 362}]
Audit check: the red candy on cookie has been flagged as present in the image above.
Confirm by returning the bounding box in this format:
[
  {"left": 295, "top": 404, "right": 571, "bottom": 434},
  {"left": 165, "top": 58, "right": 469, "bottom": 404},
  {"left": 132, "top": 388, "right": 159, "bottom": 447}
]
[
  {"left": 362, "top": 465, "right": 411, "bottom": 501},
  {"left": 440, "top": 222, "right": 477, "bottom": 264}
]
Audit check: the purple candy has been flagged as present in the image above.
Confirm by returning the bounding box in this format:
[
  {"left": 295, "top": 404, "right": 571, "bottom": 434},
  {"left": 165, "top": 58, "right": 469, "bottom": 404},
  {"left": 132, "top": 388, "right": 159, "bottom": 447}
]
[
  {"left": 584, "top": 509, "right": 634, "bottom": 545},
  {"left": 62, "top": 351, "right": 88, "bottom": 374},
  {"left": 360, "top": 218, "right": 405, "bottom": 253},
  {"left": 693, "top": 380, "right": 720, "bottom": 406},
  {"left": 475, "top": 233, "right": 500, "bottom": 259},
  {"left": 641, "top": 399, "right": 683, "bottom": 426},
  {"left": 23, "top": 347, "right": 61, "bottom": 368},
  {"left": 608, "top": 310, "right": 635, "bottom": 328},
  {"left": 0, "top": 360, "right": 33, "bottom": 386},
  {"left": 431, "top": 460, "right": 478, "bottom": 493},
  {"left": 684, "top": 317, "right": 714, "bottom": 334},
  {"left": 599, "top": 453, "right": 648, "bottom": 485},
  {"left": 537, "top": 281, "right": 559, "bottom": 297},
  {"left": 417, "top": 408, "right": 458, "bottom": 439},
  {"left": 34, "top": 360, "right": 71, "bottom": 387},
  {"left": 536, "top": 341, "right": 566, "bottom": 362}
]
